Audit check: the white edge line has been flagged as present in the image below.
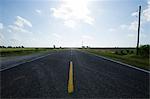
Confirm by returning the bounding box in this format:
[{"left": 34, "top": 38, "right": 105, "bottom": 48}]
[
  {"left": 81, "top": 51, "right": 150, "bottom": 74},
  {"left": 0, "top": 53, "right": 53, "bottom": 72}
]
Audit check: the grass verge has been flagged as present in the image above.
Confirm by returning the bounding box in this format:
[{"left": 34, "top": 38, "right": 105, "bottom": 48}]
[{"left": 81, "top": 49, "right": 149, "bottom": 71}]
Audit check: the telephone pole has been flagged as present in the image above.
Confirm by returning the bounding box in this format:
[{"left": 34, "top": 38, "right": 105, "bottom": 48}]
[{"left": 136, "top": 6, "right": 141, "bottom": 55}]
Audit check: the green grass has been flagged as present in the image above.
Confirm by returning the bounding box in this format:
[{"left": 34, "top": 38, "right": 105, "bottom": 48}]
[
  {"left": 0, "top": 48, "right": 55, "bottom": 57},
  {"left": 81, "top": 49, "right": 149, "bottom": 71}
]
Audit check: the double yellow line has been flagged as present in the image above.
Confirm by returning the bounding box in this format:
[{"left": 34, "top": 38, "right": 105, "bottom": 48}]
[{"left": 68, "top": 61, "right": 74, "bottom": 94}]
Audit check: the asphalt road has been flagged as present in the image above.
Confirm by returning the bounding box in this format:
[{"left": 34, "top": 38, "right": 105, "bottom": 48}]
[{"left": 1, "top": 49, "right": 149, "bottom": 98}]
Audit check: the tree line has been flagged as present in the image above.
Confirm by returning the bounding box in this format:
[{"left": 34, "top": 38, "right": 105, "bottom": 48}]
[
  {"left": 115, "top": 45, "right": 149, "bottom": 57},
  {"left": 0, "top": 46, "right": 24, "bottom": 48}
]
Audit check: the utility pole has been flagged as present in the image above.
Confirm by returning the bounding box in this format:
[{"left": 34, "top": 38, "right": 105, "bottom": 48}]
[{"left": 136, "top": 6, "right": 141, "bottom": 55}]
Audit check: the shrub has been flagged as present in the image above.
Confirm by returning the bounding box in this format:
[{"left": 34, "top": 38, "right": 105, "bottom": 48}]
[
  {"left": 139, "top": 45, "right": 149, "bottom": 57},
  {"left": 126, "top": 50, "right": 130, "bottom": 54},
  {"left": 121, "top": 50, "right": 128, "bottom": 55},
  {"left": 115, "top": 50, "right": 127, "bottom": 55},
  {"left": 130, "top": 50, "right": 134, "bottom": 54}
]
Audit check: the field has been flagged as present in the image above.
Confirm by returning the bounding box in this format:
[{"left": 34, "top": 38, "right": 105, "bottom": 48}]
[
  {"left": 0, "top": 48, "right": 54, "bottom": 57},
  {"left": 1, "top": 47, "right": 149, "bottom": 70},
  {"left": 81, "top": 48, "right": 149, "bottom": 70}
]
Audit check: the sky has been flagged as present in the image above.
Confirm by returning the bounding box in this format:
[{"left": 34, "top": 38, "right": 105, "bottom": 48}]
[{"left": 0, "top": 0, "right": 150, "bottom": 47}]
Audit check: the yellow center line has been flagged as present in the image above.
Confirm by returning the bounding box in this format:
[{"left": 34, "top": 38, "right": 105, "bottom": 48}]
[{"left": 68, "top": 61, "right": 74, "bottom": 94}]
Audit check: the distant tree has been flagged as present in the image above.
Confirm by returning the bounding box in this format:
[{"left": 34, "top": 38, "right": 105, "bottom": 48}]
[
  {"left": 35, "top": 48, "right": 39, "bottom": 50},
  {"left": 21, "top": 46, "right": 24, "bottom": 48},
  {"left": 0, "top": 46, "right": 6, "bottom": 48},
  {"left": 7, "top": 46, "right": 12, "bottom": 48},
  {"left": 82, "top": 46, "right": 85, "bottom": 49}
]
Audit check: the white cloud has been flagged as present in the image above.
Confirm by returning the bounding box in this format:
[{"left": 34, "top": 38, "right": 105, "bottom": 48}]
[
  {"left": 127, "top": 33, "right": 147, "bottom": 38},
  {"left": 143, "top": 0, "right": 150, "bottom": 22},
  {"left": 136, "top": 33, "right": 146, "bottom": 38},
  {"left": 0, "top": 23, "right": 3, "bottom": 30},
  {"left": 131, "top": 11, "right": 138, "bottom": 17},
  {"left": 120, "top": 24, "right": 128, "bottom": 29},
  {"left": 141, "top": 33, "right": 147, "bottom": 38},
  {"left": 0, "top": 23, "right": 4, "bottom": 44},
  {"left": 36, "top": 9, "right": 42, "bottom": 15},
  {"left": 0, "top": 32, "right": 4, "bottom": 39},
  {"left": 0, "top": 33, "right": 5, "bottom": 45},
  {"left": 143, "top": 8, "right": 150, "bottom": 22},
  {"left": 127, "top": 0, "right": 150, "bottom": 33},
  {"left": 8, "top": 25, "right": 32, "bottom": 33},
  {"left": 9, "top": 38, "right": 22, "bottom": 46},
  {"left": 127, "top": 34, "right": 136, "bottom": 38},
  {"left": 108, "top": 24, "right": 128, "bottom": 32},
  {"left": 51, "top": 0, "right": 94, "bottom": 28},
  {"left": 8, "top": 29, "right": 12, "bottom": 33},
  {"left": 8, "top": 16, "right": 32, "bottom": 34},
  {"left": 14, "top": 16, "right": 32, "bottom": 28},
  {"left": 52, "top": 33, "right": 62, "bottom": 39},
  {"left": 82, "top": 35, "right": 93, "bottom": 40},
  {"left": 108, "top": 28, "right": 116, "bottom": 32},
  {"left": 64, "top": 20, "right": 76, "bottom": 28},
  {"left": 81, "top": 35, "right": 94, "bottom": 46},
  {"left": 84, "top": 16, "right": 94, "bottom": 25},
  {"left": 128, "top": 20, "right": 138, "bottom": 31},
  {"left": 131, "top": 0, "right": 150, "bottom": 22}
]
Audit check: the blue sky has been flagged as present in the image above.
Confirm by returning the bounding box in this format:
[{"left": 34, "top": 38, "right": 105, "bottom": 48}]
[{"left": 0, "top": 0, "right": 150, "bottom": 47}]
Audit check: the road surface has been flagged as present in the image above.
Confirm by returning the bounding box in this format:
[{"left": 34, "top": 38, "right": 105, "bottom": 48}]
[{"left": 1, "top": 49, "right": 149, "bottom": 98}]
